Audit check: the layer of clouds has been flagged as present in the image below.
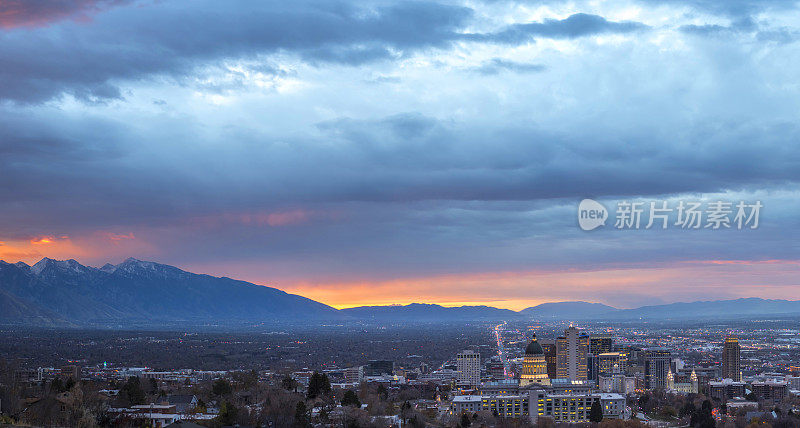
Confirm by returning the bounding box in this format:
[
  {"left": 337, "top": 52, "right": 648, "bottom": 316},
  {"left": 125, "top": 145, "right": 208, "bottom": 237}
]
[
  {"left": 0, "top": 1, "right": 651, "bottom": 103},
  {"left": 1, "top": 0, "right": 800, "bottom": 306}
]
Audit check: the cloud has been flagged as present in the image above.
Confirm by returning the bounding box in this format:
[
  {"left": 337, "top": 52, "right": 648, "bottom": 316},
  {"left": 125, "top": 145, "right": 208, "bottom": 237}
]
[
  {"left": 472, "top": 58, "right": 546, "bottom": 75},
  {"left": 0, "top": 0, "right": 474, "bottom": 103},
  {"left": 638, "top": 0, "right": 796, "bottom": 17},
  {"left": 0, "top": 0, "right": 131, "bottom": 29},
  {"left": 679, "top": 16, "right": 756, "bottom": 36},
  {"left": 463, "top": 13, "right": 648, "bottom": 44},
  {"left": 0, "top": 1, "right": 650, "bottom": 104},
  {"left": 0, "top": 0, "right": 800, "bottom": 307}
]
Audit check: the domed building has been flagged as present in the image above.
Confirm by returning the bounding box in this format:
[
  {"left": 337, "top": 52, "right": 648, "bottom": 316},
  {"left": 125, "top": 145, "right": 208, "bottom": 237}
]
[{"left": 520, "top": 334, "right": 551, "bottom": 387}]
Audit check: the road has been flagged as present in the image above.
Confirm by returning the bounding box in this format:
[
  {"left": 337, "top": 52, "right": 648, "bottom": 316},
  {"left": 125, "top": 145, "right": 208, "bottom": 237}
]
[{"left": 494, "top": 322, "right": 511, "bottom": 378}]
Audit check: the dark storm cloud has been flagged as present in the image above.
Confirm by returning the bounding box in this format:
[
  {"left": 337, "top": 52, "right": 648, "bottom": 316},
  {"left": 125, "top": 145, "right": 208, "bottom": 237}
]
[
  {"left": 0, "top": 0, "right": 649, "bottom": 103},
  {"left": 0, "top": 0, "right": 473, "bottom": 103},
  {"left": 1, "top": 105, "right": 799, "bottom": 280},
  {"left": 5, "top": 110, "right": 798, "bottom": 235},
  {"left": 314, "top": 115, "right": 800, "bottom": 203}
]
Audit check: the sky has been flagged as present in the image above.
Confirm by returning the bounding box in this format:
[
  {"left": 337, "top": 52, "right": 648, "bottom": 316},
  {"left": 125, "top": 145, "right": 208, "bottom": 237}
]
[{"left": 1, "top": 0, "right": 799, "bottom": 310}]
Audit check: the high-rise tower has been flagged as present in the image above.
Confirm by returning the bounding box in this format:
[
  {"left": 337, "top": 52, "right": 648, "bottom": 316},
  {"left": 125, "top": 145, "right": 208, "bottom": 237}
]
[
  {"left": 721, "top": 336, "right": 741, "bottom": 381},
  {"left": 556, "top": 326, "right": 588, "bottom": 380}
]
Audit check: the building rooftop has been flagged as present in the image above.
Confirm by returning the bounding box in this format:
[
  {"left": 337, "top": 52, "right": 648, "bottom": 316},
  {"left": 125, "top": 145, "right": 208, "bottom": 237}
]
[
  {"left": 452, "top": 395, "right": 482, "bottom": 402},
  {"left": 525, "top": 336, "right": 544, "bottom": 355}
]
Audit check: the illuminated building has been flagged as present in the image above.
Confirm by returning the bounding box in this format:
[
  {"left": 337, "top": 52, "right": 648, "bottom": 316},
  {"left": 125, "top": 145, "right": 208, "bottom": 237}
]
[
  {"left": 599, "top": 352, "right": 626, "bottom": 376},
  {"left": 708, "top": 378, "right": 746, "bottom": 402},
  {"left": 722, "top": 336, "right": 741, "bottom": 381},
  {"left": 751, "top": 380, "right": 788, "bottom": 403},
  {"left": 667, "top": 369, "right": 698, "bottom": 394},
  {"left": 451, "top": 390, "right": 625, "bottom": 423},
  {"left": 644, "top": 348, "right": 671, "bottom": 390},
  {"left": 520, "top": 335, "right": 551, "bottom": 387},
  {"left": 589, "top": 334, "right": 613, "bottom": 355},
  {"left": 556, "top": 326, "right": 588, "bottom": 381},
  {"left": 540, "top": 339, "right": 557, "bottom": 379},
  {"left": 457, "top": 350, "right": 481, "bottom": 388}
]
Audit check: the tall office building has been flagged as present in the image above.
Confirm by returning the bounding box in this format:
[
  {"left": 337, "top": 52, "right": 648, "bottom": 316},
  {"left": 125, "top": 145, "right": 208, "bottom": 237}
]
[
  {"left": 644, "top": 348, "right": 671, "bottom": 390},
  {"left": 539, "top": 339, "right": 557, "bottom": 380},
  {"left": 366, "top": 360, "right": 394, "bottom": 376},
  {"left": 598, "top": 352, "right": 626, "bottom": 376},
  {"left": 486, "top": 356, "right": 505, "bottom": 380},
  {"left": 587, "top": 354, "right": 600, "bottom": 381},
  {"left": 344, "top": 366, "right": 364, "bottom": 384},
  {"left": 457, "top": 350, "right": 481, "bottom": 388},
  {"left": 590, "top": 334, "right": 613, "bottom": 355},
  {"left": 556, "top": 326, "right": 588, "bottom": 380},
  {"left": 520, "top": 335, "right": 550, "bottom": 386},
  {"left": 721, "top": 336, "right": 741, "bottom": 381}
]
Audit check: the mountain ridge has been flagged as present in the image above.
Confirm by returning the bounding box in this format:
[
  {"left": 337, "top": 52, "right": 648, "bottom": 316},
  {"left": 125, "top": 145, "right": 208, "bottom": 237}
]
[
  {"left": 0, "top": 257, "right": 342, "bottom": 326},
  {"left": 2, "top": 257, "right": 800, "bottom": 326},
  {"left": 345, "top": 298, "right": 800, "bottom": 321}
]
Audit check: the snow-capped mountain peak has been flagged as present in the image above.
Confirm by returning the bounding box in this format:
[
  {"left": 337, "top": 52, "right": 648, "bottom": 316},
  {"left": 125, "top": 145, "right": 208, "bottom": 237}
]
[{"left": 31, "top": 257, "right": 93, "bottom": 276}]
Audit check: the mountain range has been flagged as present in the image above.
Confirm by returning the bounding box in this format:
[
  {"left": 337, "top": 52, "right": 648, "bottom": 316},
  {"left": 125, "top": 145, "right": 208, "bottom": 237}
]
[
  {"left": 2, "top": 257, "right": 800, "bottom": 327},
  {"left": 0, "top": 257, "right": 341, "bottom": 326}
]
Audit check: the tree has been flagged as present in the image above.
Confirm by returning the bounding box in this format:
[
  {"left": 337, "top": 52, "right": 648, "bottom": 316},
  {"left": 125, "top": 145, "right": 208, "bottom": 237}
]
[
  {"left": 50, "top": 378, "right": 65, "bottom": 393},
  {"left": 638, "top": 395, "right": 650, "bottom": 412},
  {"left": 212, "top": 378, "right": 232, "bottom": 396},
  {"left": 341, "top": 390, "right": 361, "bottom": 407},
  {"left": 377, "top": 384, "right": 388, "bottom": 401},
  {"left": 194, "top": 398, "right": 207, "bottom": 413},
  {"left": 282, "top": 374, "right": 298, "bottom": 392},
  {"left": 148, "top": 377, "right": 158, "bottom": 394},
  {"left": 409, "top": 414, "right": 426, "bottom": 428},
  {"left": 215, "top": 401, "right": 238, "bottom": 426},
  {"left": 659, "top": 406, "right": 678, "bottom": 420},
  {"left": 230, "top": 369, "right": 258, "bottom": 390},
  {"left": 295, "top": 401, "right": 309, "bottom": 427},
  {"left": 400, "top": 401, "right": 413, "bottom": 422},
  {"left": 460, "top": 412, "right": 472, "bottom": 427},
  {"left": 682, "top": 401, "right": 697, "bottom": 417},
  {"left": 307, "top": 372, "right": 331, "bottom": 399},
  {"left": 121, "top": 376, "right": 146, "bottom": 405},
  {"left": 691, "top": 400, "right": 715, "bottom": 428},
  {"left": 590, "top": 399, "right": 604, "bottom": 423}
]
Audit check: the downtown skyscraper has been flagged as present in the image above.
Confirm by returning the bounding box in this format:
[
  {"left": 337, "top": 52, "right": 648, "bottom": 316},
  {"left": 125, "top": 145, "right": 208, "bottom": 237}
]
[
  {"left": 644, "top": 348, "right": 671, "bottom": 390},
  {"left": 722, "top": 336, "right": 742, "bottom": 381},
  {"left": 556, "top": 326, "right": 588, "bottom": 380}
]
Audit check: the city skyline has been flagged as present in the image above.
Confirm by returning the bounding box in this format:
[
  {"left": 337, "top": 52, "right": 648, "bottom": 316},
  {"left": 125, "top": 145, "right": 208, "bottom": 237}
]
[{"left": 2, "top": 0, "right": 800, "bottom": 310}]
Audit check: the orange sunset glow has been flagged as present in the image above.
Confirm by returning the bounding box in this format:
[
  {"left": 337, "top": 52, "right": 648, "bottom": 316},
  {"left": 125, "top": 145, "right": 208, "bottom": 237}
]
[{"left": 275, "top": 259, "right": 800, "bottom": 310}]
